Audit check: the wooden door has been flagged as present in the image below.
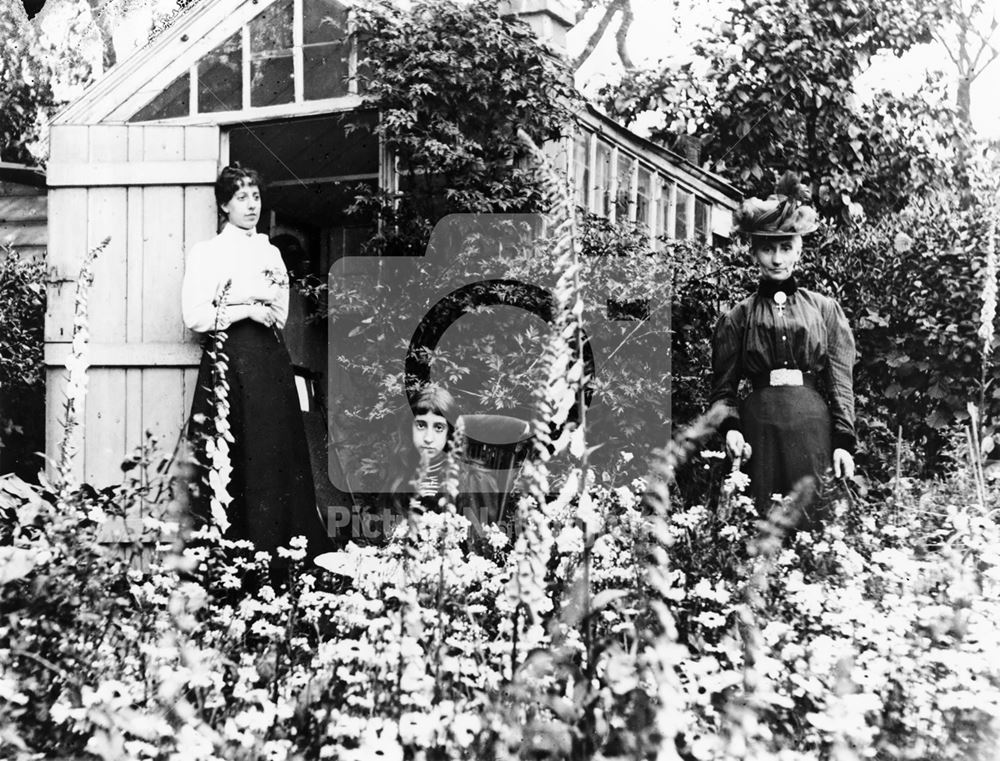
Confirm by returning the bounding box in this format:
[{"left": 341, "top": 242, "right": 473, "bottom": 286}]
[{"left": 45, "top": 124, "right": 219, "bottom": 503}]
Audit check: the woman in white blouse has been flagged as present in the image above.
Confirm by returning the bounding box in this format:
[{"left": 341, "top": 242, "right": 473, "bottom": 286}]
[{"left": 183, "top": 164, "right": 328, "bottom": 568}]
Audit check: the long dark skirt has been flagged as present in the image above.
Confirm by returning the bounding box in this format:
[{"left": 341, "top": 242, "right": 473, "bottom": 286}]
[
  {"left": 188, "top": 320, "right": 329, "bottom": 559},
  {"left": 740, "top": 385, "right": 832, "bottom": 528}
]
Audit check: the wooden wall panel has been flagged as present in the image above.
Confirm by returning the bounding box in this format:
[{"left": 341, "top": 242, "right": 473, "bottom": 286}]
[
  {"left": 84, "top": 369, "right": 127, "bottom": 485},
  {"left": 141, "top": 187, "right": 187, "bottom": 342},
  {"left": 143, "top": 125, "right": 185, "bottom": 162},
  {"left": 125, "top": 368, "right": 143, "bottom": 451},
  {"left": 86, "top": 187, "right": 128, "bottom": 343},
  {"left": 45, "top": 123, "right": 219, "bottom": 491},
  {"left": 49, "top": 125, "right": 89, "bottom": 164},
  {"left": 45, "top": 188, "right": 89, "bottom": 342},
  {"left": 140, "top": 368, "right": 186, "bottom": 455},
  {"left": 184, "top": 126, "right": 219, "bottom": 161},
  {"left": 126, "top": 186, "right": 145, "bottom": 343}
]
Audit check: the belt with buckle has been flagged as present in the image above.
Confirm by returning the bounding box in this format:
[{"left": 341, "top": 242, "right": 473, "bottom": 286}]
[{"left": 751, "top": 369, "right": 815, "bottom": 389}]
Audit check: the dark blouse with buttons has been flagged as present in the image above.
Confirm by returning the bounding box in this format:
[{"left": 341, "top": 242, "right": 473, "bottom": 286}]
[{"left": 708, "top": 276, "right": 857, "bottom": 453}]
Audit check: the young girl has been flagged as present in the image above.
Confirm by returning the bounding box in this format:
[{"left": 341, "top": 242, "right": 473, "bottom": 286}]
[
  {"left": 183, "top": 163, "right": 329, "bottom": 561},
  {"left": 377, "top": 386, "right": 500, "bottom": 542}
]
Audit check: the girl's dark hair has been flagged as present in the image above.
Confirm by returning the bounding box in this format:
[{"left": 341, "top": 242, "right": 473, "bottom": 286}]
[
  {"left": 215, "top": 163, "right": 263, "bottom": 213},
  {"left": 385, "top": 386, "right": 459, "bottom": 493}
]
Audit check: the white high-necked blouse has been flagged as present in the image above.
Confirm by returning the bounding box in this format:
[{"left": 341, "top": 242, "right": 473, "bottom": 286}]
[{"left": 181, "top": 223, "right": 289, "bottom": 333}]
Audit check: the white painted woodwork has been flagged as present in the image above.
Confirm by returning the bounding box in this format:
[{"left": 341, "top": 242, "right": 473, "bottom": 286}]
[{"left": 45, "top": 124, "right": 219, "bottom": 495}]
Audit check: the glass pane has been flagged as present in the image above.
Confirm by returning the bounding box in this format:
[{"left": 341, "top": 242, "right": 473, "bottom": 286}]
[
  {"left": 198, "top": 32, "right": 242, "bottom": 113},
  {"left": 252, "top": 54, "right": 294, "bottom": 106},
  {"left": 130, "top": 71, "right": 189, "bottom": 121},
  {"left": 616, "top": 153, "right": 633, "bottom": 220},
  {"left": 249, "top": 0, "right": 293, "bottom": 107},
  {"left": 657, "top": 179, "right": 672, "bottom": 238},
  {"left": 573, "top": 134, "right": 589, "bottom": 210},
  {"left": 675, "top": 187, "right": 691, "bottom": 239},
  {"left": 636, "top": 167, "right": 651, "bottom": 231},
  {"left": 250, "top": 0, "right": 293, "bottom": 52},
  {"left": 304, "top": 0, "right": 349, "bottom": 45},
  {"left": 594, "top": 141, "right": 612, "bottom": 217},
  {"left": 695, "top": 197, "right": 710, "bottom": 241},
  {"left": 304, "top": 43, "right": 350, "bottom": 99}
]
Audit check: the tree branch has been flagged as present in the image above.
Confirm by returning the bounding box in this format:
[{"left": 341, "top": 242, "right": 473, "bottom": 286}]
[
  {"left": 573, "top": 0, "right": 636, "bottom": 72},
  {"left": 933, "top": 28, "right": 963, "bottom": 69},
  {"left": 968, "top": 21, "right": 999, "bottom": 75},
  {"left": 615, "top": 0, "right": 635, "bottom": 70},
  {"left": 573, "top": 2, "right": 621, "bottom": 71}
]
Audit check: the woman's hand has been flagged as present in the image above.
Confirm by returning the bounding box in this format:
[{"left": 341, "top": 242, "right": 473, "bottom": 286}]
[
  {"left": 833, "top": 448, "right": 855, "bottom": 479},
  {"left": 725, "top": 430, "right": 752, "bottom": 461}
]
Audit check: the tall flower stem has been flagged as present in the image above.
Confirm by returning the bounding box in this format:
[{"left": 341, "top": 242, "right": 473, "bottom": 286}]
[{"left": 57, "top": 237, "right": 109, "bottom": 500}]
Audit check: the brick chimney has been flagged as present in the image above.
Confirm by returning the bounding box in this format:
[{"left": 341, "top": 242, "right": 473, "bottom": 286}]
[
  {"left": 499, "top": 0, "right": 575, "bottom": 50},
  {"left": 676, "top": 135, "right": 702, "bottom": 165}
]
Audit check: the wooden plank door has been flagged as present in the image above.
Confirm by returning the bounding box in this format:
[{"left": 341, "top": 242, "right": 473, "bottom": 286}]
[{"left": 45, "top": 124, "right": 219, "bottom": 496}]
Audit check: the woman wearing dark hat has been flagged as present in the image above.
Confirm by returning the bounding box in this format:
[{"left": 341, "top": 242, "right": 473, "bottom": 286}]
[{"left": 708, "top": 173, "right": 856, "bottom": 525}]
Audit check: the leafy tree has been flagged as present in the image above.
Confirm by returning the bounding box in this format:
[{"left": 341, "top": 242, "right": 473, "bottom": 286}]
[
  {"left": 1, "top": 1, "right": 98, "bottom": 164},
  {"left": 348, "top": 0, "right": 579, "bottom": 253},
  {"left": 934, "top": 0, "right": 999, "bottom": 126},
  {"left": 0, "top": 7, "right": 54, "bottom": 164},
  {"left": 603, "top": 0, "right": 959, "bottom": 220}
]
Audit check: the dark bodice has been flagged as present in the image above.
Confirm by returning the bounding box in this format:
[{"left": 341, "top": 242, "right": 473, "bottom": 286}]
[{"left": 708, "top": 278, "right": 857, "bottom": 452}]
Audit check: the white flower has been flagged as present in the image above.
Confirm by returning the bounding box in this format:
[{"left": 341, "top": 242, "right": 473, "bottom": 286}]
[
  {"left": 556, "top": 524, "right": 584, "bottom": 555},
  {"left": 893, "top": 231, "right": 913, "bottom": 253},
  {"left": 694, "top": 611, "right": 728, "bottom": 628},
  {"left": 398, "top": 712, "right": 436, "bottom": 747},
  {"left": 351, "top": 719, "right": 403, "bottom": 761},
  {"left": 169, "top": 724, "right": 216, "bottom": 761},
  {"left": 451, "top": 712, "right": 481, "bottom": 748},
  {"left": 614, "top": 485, "right": 638, "bottom": 509}
]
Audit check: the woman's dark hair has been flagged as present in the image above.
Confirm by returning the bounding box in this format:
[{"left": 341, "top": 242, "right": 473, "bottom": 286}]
[{"left": 215, "top": 163, "right": 263, "bottom": 213}]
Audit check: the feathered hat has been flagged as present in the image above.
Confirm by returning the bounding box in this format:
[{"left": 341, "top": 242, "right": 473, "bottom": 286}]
[{"left": 733, "top": 172, "right": 818, "bottom": 237}]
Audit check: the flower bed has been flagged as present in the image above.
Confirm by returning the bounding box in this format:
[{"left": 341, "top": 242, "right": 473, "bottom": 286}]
[{"left": 1, "top": 436, "right": 998, "bottom": 760}]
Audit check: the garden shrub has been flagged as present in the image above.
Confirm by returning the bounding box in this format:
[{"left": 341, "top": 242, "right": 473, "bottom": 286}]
[{"left": 0, "top": 245, "right": 45, "bottom": 479}]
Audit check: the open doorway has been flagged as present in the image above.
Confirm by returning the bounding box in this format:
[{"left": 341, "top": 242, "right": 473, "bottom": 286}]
[{"left": 226, "top": 110, "right": 379, "bottom": 527}]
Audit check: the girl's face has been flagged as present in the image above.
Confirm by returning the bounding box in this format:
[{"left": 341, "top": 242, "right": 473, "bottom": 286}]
[
  {"left": 221, "top": 181, "right": 261, "bottom": 231},
  {"left": 412, "top": 411, "right": 449, "bottom": 461},
  {"left": 753, "top": 235, "right": 802, "bottom": 281}
]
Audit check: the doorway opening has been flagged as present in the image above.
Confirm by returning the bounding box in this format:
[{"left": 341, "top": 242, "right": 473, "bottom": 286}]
[{"left": 227, "top": 110, "right": 379, "bottom": 522}]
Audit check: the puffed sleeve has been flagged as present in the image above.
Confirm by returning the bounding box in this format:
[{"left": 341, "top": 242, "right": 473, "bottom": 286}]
[
  {"left": 708, "top": 304, "right": 746, "bottom": 436},
  {"left": 822, "top": 298, "right": 857, "bottom": 453},
  {"left": 182, "top": 241, "right": 230, "bottom": 333},
  {"left": 264, "top": 242, "right": 290, "bottom": 330}
]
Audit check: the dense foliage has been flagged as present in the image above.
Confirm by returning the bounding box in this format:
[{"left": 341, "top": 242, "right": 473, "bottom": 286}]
[
  {"left": 0, "top": 8, "right": 54, "bottom": 164},
  {"left": 0, "top": 247, "right": 46, "bottom": 479},
  {"left": 346, "top": 0, "right": 577, "bottom": 255}
]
